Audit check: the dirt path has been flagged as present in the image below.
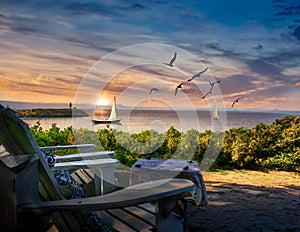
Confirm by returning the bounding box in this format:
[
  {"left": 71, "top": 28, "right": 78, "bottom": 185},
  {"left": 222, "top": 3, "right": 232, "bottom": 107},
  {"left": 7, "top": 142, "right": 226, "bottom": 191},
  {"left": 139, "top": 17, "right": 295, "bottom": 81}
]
[{"left": 186, "top": 170, "right": 300, "bottom": 232}]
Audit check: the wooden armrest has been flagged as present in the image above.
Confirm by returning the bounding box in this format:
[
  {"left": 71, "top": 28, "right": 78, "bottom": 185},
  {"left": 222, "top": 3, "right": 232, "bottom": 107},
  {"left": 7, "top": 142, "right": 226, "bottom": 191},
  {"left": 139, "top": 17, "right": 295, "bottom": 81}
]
[
  {"left": 41, "top": 144, "right": 96, "bottom": 152},
  {"left": 52, "top": 158, "right": 120, "bottom": 170},
  {"left": 55, "top": 151, "right": 116, "bottom": 163},
  {"left": 19, "top": 179, "right": 194, "bottom": 214},
  {"left": 0, "top": 153, "right": 38, "bottom": 173}
]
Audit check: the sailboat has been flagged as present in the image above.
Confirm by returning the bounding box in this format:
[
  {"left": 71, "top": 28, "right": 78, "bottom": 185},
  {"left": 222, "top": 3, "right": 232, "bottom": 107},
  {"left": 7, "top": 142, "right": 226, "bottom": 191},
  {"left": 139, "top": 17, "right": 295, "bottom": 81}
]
[
  {"left": 213, "top": 100, "right": 219, "bottom": 119},
  {"left": 92, "top": 96, "right": 121, "bottom": 124}
]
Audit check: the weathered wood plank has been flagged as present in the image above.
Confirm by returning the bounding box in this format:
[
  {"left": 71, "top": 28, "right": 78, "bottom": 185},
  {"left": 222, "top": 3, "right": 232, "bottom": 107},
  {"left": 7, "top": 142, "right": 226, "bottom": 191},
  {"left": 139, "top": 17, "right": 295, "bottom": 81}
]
[
  {"left": 74, "top": 169, "right": 93, "bottom": 184},
  {"left": 19, "top": 179, "right": 194, "bottom": 213},
  {"left": 105, "top": 208, "right": 148, "bottom": 231},
  {"left": 97, "top": 211, "right": 136, "bottom": 232},
  {"left": 137, "top": 203, "right": 156, "bottom": 214},
  {"left": 100, "top": 205, "right": 159, "bottom": 232},
  {"left": 123, "top": 205, "right": 155, "bottom": 227}
]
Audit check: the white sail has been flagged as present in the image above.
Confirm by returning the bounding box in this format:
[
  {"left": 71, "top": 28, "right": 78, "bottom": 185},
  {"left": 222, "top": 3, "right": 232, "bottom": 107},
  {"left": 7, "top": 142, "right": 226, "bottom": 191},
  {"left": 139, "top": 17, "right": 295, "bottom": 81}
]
[
  {"left": 108, "top": 96, "right": 117, "bottom": 120},
  {"left": 213, "top": 100, "right": 219, "bottom": 119},
  {"left": 92, "top": 96, "right": 121, "bottom": 124}
]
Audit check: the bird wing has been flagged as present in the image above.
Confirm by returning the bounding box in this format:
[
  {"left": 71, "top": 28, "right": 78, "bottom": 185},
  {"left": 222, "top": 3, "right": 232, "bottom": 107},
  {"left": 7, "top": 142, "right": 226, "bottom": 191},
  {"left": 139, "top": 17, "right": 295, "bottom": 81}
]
[
  {"left": 188, "top": 74, "right": 197, "bottom": 82},
  {"left": 202, "top": 90, "right": 211, "bottom": 99},
  {"left": 175, "top": 87, "right": 178, "bottom": 96},
  {"left": 232, "top": 97, "right": 243, "bottom": 107},
  {"left": 199, "top": 67, "right": 208, "bottom": 75},
  {"left": 231, "top": 101, "right": 236, "bottom": 108},
  {"left": 188, "top": 67, "right": 208, "bottom": 82},
  {"left": 149, "top": 88, "right": 158, "bottom": 94},
  {"left": 202, "top": 92, "right": 208, "bottom": 99},
  {"left": 170, "top": 52, "right": 177, "bottom": 65}
]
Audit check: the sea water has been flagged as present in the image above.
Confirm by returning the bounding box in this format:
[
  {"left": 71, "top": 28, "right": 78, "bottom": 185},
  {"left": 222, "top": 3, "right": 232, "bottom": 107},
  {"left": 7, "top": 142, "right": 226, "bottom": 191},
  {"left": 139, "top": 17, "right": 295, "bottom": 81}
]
[{"left": 23, "top": 109, "right": 300, "bottom": 133}]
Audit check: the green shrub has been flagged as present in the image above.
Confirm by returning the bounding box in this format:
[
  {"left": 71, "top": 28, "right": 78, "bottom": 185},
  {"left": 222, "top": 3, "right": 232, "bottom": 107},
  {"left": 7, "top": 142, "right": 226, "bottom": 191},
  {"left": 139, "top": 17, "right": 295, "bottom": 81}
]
[{"left": 29, "top": 115, "right": 300, "bottom": 171}]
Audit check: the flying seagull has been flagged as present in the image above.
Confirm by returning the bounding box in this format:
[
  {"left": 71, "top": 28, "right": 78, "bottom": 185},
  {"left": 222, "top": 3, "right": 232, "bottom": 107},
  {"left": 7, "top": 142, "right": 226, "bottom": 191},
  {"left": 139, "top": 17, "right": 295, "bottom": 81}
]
[
  {"left": 231, "top": 97, "right": 243, "bottom": 108},
  {"left": 187, "top": 67, "right": 208, "bottom": 82},
  {"left": 201, "top": 87, "right": 213, "bottom": 99},
  {"left": 209, "top": 80, "right": 221, "bottom": 87},
  {"left": 175, "top": 82, "right": 185, "bottom": 96},
  {"left": 201, "top": 79, "right": 221, "bottom": 99},
  {"left": 164, "top": 52, "right": 177, "bottom": 67},
  {"left": 149, "top": 88, "right": 158, "bottom": 94}
]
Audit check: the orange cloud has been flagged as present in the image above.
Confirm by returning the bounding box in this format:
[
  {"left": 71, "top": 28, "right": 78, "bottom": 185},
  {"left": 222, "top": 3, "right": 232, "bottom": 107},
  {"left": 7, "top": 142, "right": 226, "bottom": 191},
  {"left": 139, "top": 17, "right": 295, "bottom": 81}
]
[{"left": 295, "top": 82, "right": 300, "bottom": 87}]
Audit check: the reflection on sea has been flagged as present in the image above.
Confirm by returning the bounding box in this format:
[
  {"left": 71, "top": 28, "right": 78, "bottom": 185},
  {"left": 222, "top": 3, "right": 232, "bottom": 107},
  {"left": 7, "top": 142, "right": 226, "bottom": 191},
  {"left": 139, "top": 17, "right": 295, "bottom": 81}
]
[{"left": 24, "top": 109, "right": 300, "bottom": 133}]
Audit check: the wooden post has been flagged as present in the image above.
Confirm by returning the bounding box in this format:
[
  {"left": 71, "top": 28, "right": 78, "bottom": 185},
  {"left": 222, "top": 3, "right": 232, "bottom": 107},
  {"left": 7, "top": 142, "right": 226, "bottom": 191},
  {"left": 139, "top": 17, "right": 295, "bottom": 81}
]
[
  {"left": 155, "top": 197, "right": 184, "bottom": 232},
  {"left": 0, "top": 161, "right": 18, "bottom": 231},
  {"left": 0, "top": 158, "right": 50, "bottom": 231}
]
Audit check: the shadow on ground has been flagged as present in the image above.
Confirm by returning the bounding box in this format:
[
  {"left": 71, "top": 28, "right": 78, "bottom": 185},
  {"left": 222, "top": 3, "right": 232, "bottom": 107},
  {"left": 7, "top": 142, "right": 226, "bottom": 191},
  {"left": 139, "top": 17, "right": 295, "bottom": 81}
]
[{"left": 186, "top": 181, "right": 300, "bottom": 232}]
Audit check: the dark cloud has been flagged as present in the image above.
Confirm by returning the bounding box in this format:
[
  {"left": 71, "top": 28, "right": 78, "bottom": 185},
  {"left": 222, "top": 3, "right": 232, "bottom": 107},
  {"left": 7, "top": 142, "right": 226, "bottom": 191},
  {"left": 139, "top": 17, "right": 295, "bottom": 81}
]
[
  {"left": 0, "top": 10, "right": 66, "bottom": 37},
  {"left": 272, "top": 0, "right": 300, "bottom": 41},
  {"left": 273, "top": 0, "right": 300, "bottom": 16},
  {"left": 248, "top": 59, "right": 282, "bottom": 79},
  {"left": 293, "top": 25, "right": 300, "bottom": 40},
  {"left": 155, "top": 0, "right": 168, "bottom": 4},
  {"left": 11, "top": 26, "right": 37, "bottom": 33},
  {"left": 130, "top": 3, "right": 147, "bottom": 10},
  {"left": 206, "top": 42, "right": 242, "bottom": 58},
  {"left": 64, "top": 2, "right": 110, "bottom": 16},
  {"left": 219, "top": 75, "right": 256, "bottom": 95},
  {"left": 132, "top": 65, "right": 176, "bottom": 79},
  {"left": 253, "top": 44, "right": 264, "bottom": 52},
  {"left": 250, "top": 84, "right": 295, "bottom": 98}
]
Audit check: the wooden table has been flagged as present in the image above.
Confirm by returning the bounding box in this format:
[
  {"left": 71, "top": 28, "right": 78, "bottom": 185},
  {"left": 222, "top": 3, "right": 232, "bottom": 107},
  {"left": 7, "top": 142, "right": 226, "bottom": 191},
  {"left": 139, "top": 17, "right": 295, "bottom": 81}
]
[{"left": 130, "top": 158, "right": 208, "bottom": 206}]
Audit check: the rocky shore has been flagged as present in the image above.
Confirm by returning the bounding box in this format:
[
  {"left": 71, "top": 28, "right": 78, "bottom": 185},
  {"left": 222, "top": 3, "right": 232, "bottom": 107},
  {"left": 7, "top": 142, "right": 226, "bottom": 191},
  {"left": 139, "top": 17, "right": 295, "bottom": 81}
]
[
  {"left": 186, "top": 170, "right": 300, "bottom": 232},
  {"left": 15, "top": 108, "right": 88, "bottom": 118}
]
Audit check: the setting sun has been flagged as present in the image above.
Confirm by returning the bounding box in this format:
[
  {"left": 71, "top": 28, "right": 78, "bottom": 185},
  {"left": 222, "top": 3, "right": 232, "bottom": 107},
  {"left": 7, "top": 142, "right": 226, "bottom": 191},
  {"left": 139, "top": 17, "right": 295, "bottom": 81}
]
[{"left": 97, "top": 98, "right": 110, "bottom": 106}]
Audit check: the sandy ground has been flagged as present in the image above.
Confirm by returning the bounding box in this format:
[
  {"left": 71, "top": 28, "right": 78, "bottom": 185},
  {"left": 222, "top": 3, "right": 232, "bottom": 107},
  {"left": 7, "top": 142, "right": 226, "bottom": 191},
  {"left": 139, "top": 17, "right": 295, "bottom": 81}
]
[{"left": 186, "top": 170, "right": 300, "bottom": 232}]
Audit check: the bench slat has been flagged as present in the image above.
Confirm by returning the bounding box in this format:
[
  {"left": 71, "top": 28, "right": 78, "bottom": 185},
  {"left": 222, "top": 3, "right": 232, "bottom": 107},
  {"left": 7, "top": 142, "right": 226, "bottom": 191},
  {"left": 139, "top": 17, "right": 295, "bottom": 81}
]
[
  {"left": 52, "top": 158, "right": 120, "bottom": 170},
  {"left": 55, "top": 151, "right": 115, "bottom": 162},
  {"left": 41, "top": 144, "right": 96, "bottom": 151}
]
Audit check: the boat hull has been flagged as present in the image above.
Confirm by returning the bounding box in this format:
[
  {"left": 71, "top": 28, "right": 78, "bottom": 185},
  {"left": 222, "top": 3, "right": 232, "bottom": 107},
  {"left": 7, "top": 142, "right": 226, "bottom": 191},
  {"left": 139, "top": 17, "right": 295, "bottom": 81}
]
[{"left": 91, "top": 118, "right": 121, "bottom": 124}]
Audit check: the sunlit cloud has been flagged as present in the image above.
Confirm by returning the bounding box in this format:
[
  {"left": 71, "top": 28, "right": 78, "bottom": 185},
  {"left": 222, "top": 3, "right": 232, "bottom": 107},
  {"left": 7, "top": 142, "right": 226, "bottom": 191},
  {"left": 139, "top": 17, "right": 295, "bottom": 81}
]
[{"left": 0, "top": 0, "right": 299, "bottom": 110}]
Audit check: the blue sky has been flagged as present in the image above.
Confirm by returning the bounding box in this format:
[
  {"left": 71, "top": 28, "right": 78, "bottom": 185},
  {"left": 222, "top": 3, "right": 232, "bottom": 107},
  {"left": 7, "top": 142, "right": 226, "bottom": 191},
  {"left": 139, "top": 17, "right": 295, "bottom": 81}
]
[{"left": 0, "top": 0, "right": 299, "bottom": 110}]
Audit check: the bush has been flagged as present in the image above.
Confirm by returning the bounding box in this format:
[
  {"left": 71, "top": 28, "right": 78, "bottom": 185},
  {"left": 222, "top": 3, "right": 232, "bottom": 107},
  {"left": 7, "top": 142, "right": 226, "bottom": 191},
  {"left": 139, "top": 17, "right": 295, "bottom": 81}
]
[{"left": 29, "top": 115, "right": 300, "bottom": 171}]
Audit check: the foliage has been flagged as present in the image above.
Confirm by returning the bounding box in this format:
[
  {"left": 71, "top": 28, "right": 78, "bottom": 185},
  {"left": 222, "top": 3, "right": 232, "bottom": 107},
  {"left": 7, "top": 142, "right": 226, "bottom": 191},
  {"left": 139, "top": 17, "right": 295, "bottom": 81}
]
[
  {"left": 29, "top": 115, "right": 300, "bottom": 171},
  {"left": 30, "top": 122, "right": 76, "bottom": 155}
]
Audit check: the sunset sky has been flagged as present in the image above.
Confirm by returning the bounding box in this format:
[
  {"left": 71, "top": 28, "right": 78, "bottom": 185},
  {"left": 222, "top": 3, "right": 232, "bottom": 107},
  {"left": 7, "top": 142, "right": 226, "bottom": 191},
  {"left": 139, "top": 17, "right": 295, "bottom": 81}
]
[{"left": 0, "top": 0, "right": 299, "bottom": 110}]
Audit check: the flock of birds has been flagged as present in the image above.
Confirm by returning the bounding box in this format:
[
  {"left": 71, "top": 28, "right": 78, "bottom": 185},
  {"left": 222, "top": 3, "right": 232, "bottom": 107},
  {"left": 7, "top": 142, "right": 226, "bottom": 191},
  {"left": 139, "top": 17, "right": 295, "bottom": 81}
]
[{"left": 149, "top": 52, "right": 243, "bottom": 108}]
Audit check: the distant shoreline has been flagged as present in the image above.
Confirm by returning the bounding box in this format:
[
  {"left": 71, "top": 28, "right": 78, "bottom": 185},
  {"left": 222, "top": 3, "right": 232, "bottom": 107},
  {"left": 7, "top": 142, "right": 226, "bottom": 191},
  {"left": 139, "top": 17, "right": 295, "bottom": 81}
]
[{"left": 15, "top": 108, "right": 88, "bottom": 118}]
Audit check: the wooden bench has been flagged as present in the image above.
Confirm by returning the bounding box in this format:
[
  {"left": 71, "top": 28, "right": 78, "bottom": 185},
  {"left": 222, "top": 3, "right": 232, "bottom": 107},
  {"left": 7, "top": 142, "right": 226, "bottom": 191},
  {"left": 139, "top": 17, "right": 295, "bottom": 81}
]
[
  {"left": 0, "top": 104, "right": 194, "bottom": 232},
  {"left": 43, "top": 145, "right": 119, "bottom": 195}
]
